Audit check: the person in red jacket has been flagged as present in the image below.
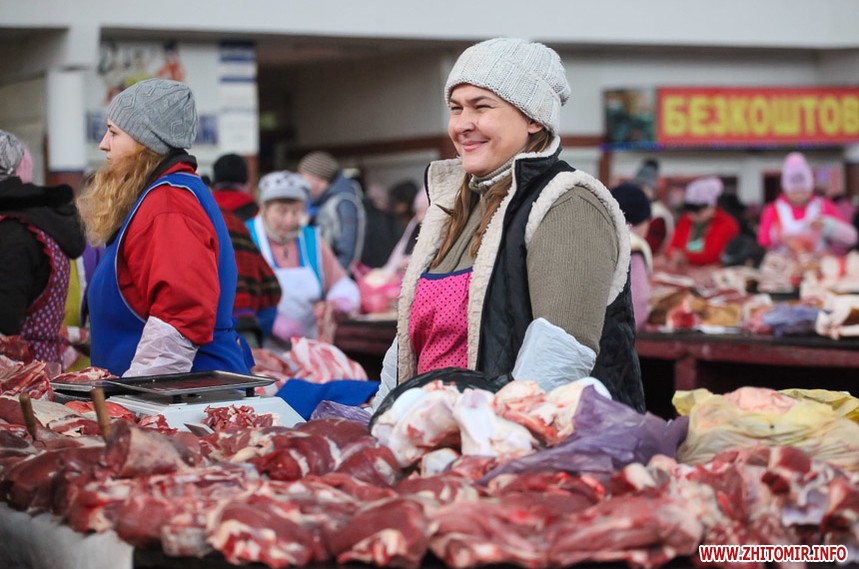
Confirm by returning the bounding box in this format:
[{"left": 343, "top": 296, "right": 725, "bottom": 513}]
[{"left": 665, "top": 176, "right": 739, "bottom": 267}]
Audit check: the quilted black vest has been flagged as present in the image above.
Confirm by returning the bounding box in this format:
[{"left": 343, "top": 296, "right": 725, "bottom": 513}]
[{"left": 475, "top": 154, "right": 646, "bottom": 412}]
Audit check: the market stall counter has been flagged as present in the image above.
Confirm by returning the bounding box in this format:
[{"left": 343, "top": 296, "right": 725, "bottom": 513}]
[
  {"left": 334, "top": 317, "right": 859, "bottom": 418},
  {"left": 637, "top": 331, "right": 859, "bottom": 417},
  {"left": 333, "top": 315, "right": 398, "bottom": 379},
  {"left": 4, "top": 340, "right": 859, "bottom": 569}
]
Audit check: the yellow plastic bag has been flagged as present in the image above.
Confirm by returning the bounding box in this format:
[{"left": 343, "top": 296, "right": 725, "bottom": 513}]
[
  {"left": 778, "top": 388, "right": 859, "bottom": 422},
  {"left": 674, "top": 387, "right": 859, "bottom": 471}
]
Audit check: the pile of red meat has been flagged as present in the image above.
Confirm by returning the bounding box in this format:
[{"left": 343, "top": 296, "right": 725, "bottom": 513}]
[
  {"left": 1, "top": 390, "right": 859, "bottom": 569},
  {"left": 1, "top": 342, "right": 858, "bottom": 568}
]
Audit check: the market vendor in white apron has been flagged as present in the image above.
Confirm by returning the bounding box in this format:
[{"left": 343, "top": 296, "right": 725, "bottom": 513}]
[
  {"left": 757, "top": 151, "right": 857, "bottom": 256},
  {"left": 78, "top": 79, "right": 252, "bottom": 377},
  {"left": 375, "top": 37, "right": 645, "bottom": 412},
  {"left": 246, "top": 171, "right": 360, "bottom": 347}
]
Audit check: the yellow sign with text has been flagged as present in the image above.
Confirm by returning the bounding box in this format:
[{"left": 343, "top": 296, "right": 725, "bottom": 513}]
[{"left": 658, "top": 87, "right": 859, "bottom": 145}]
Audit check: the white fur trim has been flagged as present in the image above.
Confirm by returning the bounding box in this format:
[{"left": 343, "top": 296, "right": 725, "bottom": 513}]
[
  {"left": 524, "top": 170, "right": 630, "bottom": 304},
  {"left": 396, "top": 158, "right": 464, "bottom": 381}
]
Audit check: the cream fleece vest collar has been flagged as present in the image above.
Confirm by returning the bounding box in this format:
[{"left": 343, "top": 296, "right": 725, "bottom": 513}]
[{"left": 396, "top": 136, "right": 629, "bottom": 382}]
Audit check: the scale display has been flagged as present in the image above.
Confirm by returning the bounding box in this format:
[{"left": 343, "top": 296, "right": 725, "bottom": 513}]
[
  {"left": 104, "top": 370, "right": 274, "bottom": 398},
  {"left": 54, "top": 370, "right": 274, "bottom": 402}
]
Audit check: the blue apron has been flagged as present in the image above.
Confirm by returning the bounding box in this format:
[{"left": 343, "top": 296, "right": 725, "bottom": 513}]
[{"left": 88, "top": 172, "right": 252, "bottom": 376}]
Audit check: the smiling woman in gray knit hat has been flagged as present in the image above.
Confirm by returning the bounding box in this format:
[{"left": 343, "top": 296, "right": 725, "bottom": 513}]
[
  {"left": 374, "top": 37, "right": 645, "bottom": 413},
  {"left": 77, "top": 78, "right": 252, "bottom": 377}
]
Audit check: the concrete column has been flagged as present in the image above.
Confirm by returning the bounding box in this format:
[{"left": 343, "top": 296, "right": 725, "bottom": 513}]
[{"left": 46, "top": 68, "right": 86, "bottom": 191}]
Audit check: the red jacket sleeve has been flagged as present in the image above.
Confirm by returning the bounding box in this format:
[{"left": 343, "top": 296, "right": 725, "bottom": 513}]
[{"left": 118, "top": 185, "right": 220, "bottom": 345}]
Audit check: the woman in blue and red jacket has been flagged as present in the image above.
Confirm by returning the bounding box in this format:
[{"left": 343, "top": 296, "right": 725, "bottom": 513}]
[{"left": 78, "top": 79, "right": 251, "bottom": 377}]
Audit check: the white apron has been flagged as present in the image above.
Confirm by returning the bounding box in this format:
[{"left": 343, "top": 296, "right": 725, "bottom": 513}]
[
  {"left": 774, "top": 197, "right": 824, "bottom": 251},
  {"left": 253, "top": 218, "right": 323, "bottom": 339}
]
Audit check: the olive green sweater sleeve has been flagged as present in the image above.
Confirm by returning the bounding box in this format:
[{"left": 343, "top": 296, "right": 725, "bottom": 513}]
[{"left": 526, "top": 187, "right": 619, "bottom": 353}]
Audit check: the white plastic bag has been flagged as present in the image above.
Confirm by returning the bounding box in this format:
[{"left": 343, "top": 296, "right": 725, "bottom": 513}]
[{"left": 511, "top": 318, "right": 596, "bottom": 393}]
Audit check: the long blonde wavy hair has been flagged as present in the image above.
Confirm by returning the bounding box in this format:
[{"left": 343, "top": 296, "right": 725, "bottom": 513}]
[
  {"left": 77, "top": 144, "right": 164, "bottom": 246},
  {"left": 431, "top": 129, "right": 552, "bottom": 268}
]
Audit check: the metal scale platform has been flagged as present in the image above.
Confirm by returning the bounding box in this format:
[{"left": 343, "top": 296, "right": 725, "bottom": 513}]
[{"left": 53, "top": 370, "right": 305, "bottom": 430}]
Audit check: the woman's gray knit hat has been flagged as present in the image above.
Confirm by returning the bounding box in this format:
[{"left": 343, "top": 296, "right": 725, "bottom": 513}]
[
  {"left": 259, "top": 170, "right": 310, "bottom": 203},
  {"left": 445, "top": 37, "right": 571, "bottom": 134},
  {"left": 0, "top": 130, "right": 25, "bottom": 181},
  {"left": 106, "top": 78, "right": 198, "bottom": 154}
]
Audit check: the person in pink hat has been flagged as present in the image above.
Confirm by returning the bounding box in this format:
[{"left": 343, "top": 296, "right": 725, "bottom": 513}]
[
  {"left": 665, "top": 176, "right": 739, "bottom": 267},
  {"left": 757, "top": 152, "right": 857, "bottom": 255}
]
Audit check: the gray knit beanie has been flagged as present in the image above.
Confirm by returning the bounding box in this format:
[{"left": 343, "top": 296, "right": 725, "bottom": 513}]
[
  {"left": 107, "top": 78, "right": 198, "bottom": 155},
  {"left": 445, "top": 37, "right": 571, "bottom": 134},
  {"left": 0, "top": 130, "right": 25, "bottom": 181},
  {"left": 259, "top": 171, "right": 310, "bottom": 203}
]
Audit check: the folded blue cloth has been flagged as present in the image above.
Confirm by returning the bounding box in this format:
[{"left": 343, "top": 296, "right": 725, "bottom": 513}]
[{"left": 276, "top": 379, "right": 379, "bottom": 420}]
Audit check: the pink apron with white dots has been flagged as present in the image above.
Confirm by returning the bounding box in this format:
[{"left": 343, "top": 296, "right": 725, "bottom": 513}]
[
  {"left": 409, "top": 268, "right": 471, "bottom": 375},
  {"left": 8, "top": 217, "right": 70, "bottom": 364}
]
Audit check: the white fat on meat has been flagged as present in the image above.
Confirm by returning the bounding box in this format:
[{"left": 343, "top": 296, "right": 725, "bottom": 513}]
[
  {"left": 454, "top": 389, "right": 535, "bottom": 458},
  {"left": 616, "top": 462, "right": 660, "bottom": 492},
  {"left": 546, "top": 378, "right": 611, "bottom": 440},
  {"left": 492, "top": 381, "right": 559, "bottom": 443},
  {"left": 227, "top": 429, "right": 286, "bottom": 463},
  {"left": 491, "top": 379, "right": 607, "bottom": 445},
  {"left": 372, "top": 386, "right": 460, "bottom": 468},
  {"left": 816, "top": 293, "right": 859, "bottom": 339},
  {"left": 340, "top": 529, "right": 411, "bottom": 566},
  {"left": 420, "top": 448, "right": 461, "bottom": 477},
  {"left": 30, "top": 398, "right": 84, "bottom": 424}
]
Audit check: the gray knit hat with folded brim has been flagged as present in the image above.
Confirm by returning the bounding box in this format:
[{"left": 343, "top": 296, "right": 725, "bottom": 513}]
[
  {"left": 445, "top": 37, "right": 571, "bottom": 134},
  {"left": 107, "top": 78, "right": 198, "bottom": 155},
  {"left": 0, "top": 130, "right": 25, "bottom": 181},
  {"left": 259, "top": 171, "right": 310, "bottom": 203}
]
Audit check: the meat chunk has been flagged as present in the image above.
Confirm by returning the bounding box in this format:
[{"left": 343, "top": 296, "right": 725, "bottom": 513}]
[{"left": 325, "top": 497, "right": 430, "bottom": 569}]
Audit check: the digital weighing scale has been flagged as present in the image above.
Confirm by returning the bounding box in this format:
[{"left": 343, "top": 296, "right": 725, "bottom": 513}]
[{"left": 52, "top": 370, "right": 305, "bottom": 430}]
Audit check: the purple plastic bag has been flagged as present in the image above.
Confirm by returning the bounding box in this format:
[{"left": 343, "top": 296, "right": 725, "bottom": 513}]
[
  {"left": 309, "top": 400, "right": 372, "bottom": 426},
  {"left": 480, "top": 386, "right": 688, "bottom": 482},
  {"left": 761, "top": 303, "right": 820, "bottom": 337}
]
